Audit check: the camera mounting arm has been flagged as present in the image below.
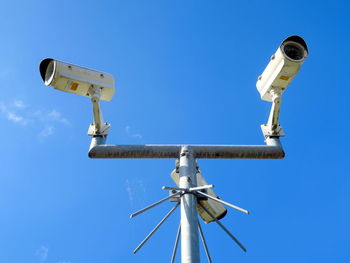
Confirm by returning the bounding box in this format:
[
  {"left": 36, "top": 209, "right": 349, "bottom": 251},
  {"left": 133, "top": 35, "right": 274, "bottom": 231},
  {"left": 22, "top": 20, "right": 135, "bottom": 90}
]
[
  {"left": 261, "top": 89, "right": 285, "bottom": 138},
  {"left": 87, "top": 86, "right": 111, "bottom": 136}
]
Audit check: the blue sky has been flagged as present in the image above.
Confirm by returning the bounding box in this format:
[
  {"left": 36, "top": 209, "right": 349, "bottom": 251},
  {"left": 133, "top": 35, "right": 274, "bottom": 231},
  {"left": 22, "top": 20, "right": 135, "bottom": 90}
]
[{"left": 1, "top": 0, "right": 349, "bottom": 262}]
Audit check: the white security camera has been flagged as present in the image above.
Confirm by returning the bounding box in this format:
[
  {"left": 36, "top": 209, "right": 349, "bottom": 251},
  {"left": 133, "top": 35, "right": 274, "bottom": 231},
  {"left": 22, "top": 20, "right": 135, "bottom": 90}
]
[
  {"left": 39, "top": 58, "right": 115, "bottom": 136},
  {"left": 170, "top": 166, "right": 227, "bottom": 223},
  {"left": 256, "top": 36, "right": 308, "bottom": 137},
  {"left": 256, "top": 35, "right": 308, "bottom": 102},
  {"left": 39, "top": 58, "right": 115, "bottom": 101}
]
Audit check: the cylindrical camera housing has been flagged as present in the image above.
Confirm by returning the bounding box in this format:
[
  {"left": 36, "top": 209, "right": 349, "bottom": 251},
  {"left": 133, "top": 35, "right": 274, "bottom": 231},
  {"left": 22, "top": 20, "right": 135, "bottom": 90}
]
[
  {"left": 39, "top": 58, "right": 115, "bottom": 101},
  {"left": 256, "top": 35, "right": 308, "bottom": 102}
]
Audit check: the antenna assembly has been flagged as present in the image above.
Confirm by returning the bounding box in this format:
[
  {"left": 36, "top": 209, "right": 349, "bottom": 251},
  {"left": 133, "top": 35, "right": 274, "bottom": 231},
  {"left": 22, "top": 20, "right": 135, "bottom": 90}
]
[{"left": 129, "top": 166, "right": 249, "bottom": 261}]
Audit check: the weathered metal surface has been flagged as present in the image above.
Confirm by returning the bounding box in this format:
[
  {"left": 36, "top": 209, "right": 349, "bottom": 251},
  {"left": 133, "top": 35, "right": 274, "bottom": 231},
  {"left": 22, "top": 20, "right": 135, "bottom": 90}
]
[{"left": 88, "top": 143, "right": 284, "bottom": 159}]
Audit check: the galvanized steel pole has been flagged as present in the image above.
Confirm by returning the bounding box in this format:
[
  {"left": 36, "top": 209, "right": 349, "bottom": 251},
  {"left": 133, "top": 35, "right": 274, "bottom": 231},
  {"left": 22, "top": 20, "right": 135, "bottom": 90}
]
[{"left": 179, "top": 146, "right": 200, "bottom": 263}]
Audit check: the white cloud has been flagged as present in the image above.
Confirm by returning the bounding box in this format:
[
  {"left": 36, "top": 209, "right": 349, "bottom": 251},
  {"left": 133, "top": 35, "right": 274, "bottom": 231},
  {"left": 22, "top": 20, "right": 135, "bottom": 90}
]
[
  {"left": 0, "top": 102, "right": 28, "bottom": 125},
  {"left": 1, "top": 100, "right": 29, "bottom": 124},
  {"left": 13, "top": 99, "right": 26, "bottom": 109},
  {"left": 7, "top": 112, "right": 28, "bottom": 125},
  {"left": 39, "top": 126, "right": 55, "bottom": 138},
  {"left": 48, "top": 110, "right": 70, "bottom": 125},
  {"left": 57, "top": 261, "right": 71, "bottom": 263},
  {"left": 0, "top": 99, "right": 70, "bottom": 139},
  {"left": 31, "top": 109, "right": 69, "bottom": 125},
  {"left": 48, "top": 110, "right": 61, "bottom": 119},
  {"left": 125, "top": 125, "right": 143, "bottom": 139},
  {"left": 36, "top": 245, "right": 48, "bottom": 262}
]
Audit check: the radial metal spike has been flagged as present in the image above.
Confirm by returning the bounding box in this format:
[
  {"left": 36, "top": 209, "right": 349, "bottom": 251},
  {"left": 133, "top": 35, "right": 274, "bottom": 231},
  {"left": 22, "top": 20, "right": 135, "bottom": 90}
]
[
  {"left": 170, "top": 223, "right": 181, "bottom": 263},
  {"left": 133, "top": 203, "right": 180, "bottom": 254},
  {"left": 189, "top": 184, "right": 214, "bottom": 192},
  {"left": 162, "top": 186, "right": 186, "bottom": 192},
  {"left": 196, "top": 190, "right": 249, "bottom": 215},
  {"left": 199, "top": 203, "right": 247, "bottom": 252},
  {"left": 130, "top": 192, "right": 181, "bottom": 218},
  {"left": 198, "top": 221, "right": 212, "bottom": 263}
]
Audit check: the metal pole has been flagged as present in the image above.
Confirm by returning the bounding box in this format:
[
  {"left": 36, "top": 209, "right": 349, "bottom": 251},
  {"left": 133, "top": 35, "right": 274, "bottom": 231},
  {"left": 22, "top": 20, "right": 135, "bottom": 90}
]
[{"left": 179, "top": 146, "right": 200, "bottom": 263}]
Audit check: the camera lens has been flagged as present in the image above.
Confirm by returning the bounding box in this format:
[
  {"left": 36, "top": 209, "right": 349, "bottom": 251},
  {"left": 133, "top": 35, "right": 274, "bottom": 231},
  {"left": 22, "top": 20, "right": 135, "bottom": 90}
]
[
  {"left": 45, "top": 60, "right": 55, "bottom": 85},
  {"left": 283, "top": 43, "right": 304, "bottom": 61}
]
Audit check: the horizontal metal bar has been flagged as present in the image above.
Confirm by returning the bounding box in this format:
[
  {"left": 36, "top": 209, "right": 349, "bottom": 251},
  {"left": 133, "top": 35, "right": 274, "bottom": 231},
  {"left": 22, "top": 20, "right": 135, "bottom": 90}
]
[{"left": 88, "top": 138, "right": 284, "bottom": 159}]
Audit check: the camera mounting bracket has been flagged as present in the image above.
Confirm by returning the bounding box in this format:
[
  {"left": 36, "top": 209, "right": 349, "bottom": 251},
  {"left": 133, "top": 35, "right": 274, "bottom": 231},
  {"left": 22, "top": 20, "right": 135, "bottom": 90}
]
[
  {"left": 87, "top": 86, "right": 110, "bottom": 136},
  {"left": 261, "top": 89, "right": 285, "bottom": 138}
]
